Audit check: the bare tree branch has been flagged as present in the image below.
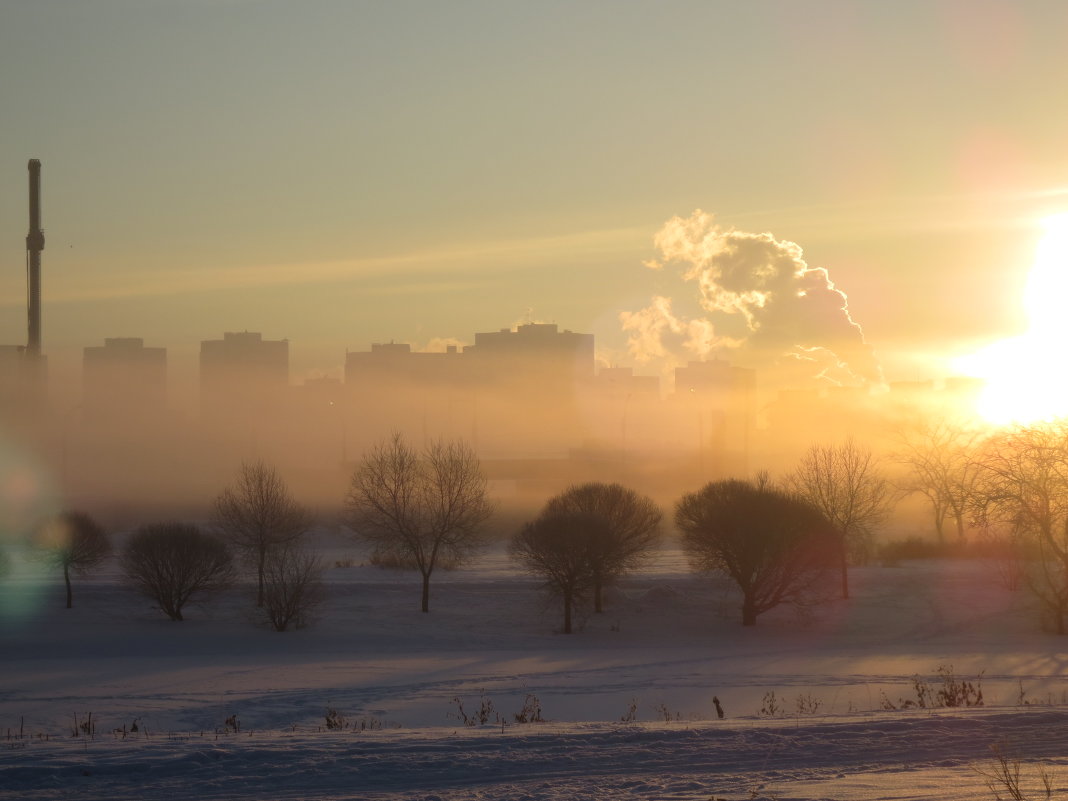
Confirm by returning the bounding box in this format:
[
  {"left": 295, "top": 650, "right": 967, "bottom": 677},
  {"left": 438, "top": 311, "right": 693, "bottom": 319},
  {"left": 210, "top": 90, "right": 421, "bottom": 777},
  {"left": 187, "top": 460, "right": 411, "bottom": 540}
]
[
  {"left": 788, "top": 438, "right": 893, "bottom": 599},
  {"left": 510, "top": 511, "right": 610, "bottom": 634},
  {"left": 213, "top": 461, "right": 313, "bottom": 607},
  {"left": 676, "top": 477, "right": 837, "bottom": 626},
  {"left": 32, "top": 511, "right": 111, "bottom": 609},
  {"left": 259, "top": 542, "right": 325, "bottom": 632},
  {"left": 121, "top": 523, "right": 234, "bottom": 621},
  {"left": 345, "top": 433, "right": 494, "bottom": 612},
  {"left": 973, "top": 421, "right": 1068, "bottom": 633},
  {"left": 542, "top": 482, "right": 661, "bottom": 612},
  {"left": 893, "top": 419, "right": 984, "bottom": 543}
]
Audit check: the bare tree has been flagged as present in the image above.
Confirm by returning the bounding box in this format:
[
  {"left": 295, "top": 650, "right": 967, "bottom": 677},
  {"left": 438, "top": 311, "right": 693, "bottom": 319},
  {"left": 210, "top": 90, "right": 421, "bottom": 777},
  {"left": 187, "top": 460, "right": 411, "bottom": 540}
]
[
  {"left": 121, "top": 522, "right": 235, "bottom": 621},
  {"left": 542, "top": 482, "right": 661, "bottom": 612},
  {"left": 894, "top": 419, "right": 984, "bottom": 543},
  {"left": 510, "top": 511, "right": 610, "bottom": 633},
  {"left": 676, "top": 475, "right": 837, "bottom": 626},
  {"left": 213, "top": 460, "right": 313, "bottom": 607},
  {"left": 32, "top": 511, "right": 111, "bottom": 608},
  {"left": 259, "top": 542, "right": 325, "bottom": 631},
  {"left": 787, "top": 439, "right": 893, "bottom": 599},
  {"left": 346, "top": 433, "right": 494, "bottom": 613},
  {"left": 973, "top": 421, "right": 1068, "bottom": 633}
]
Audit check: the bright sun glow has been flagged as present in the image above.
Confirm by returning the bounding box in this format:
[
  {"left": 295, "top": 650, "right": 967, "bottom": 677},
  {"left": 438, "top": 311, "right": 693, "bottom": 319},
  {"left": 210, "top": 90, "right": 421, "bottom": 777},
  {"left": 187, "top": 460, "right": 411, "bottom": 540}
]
[{"left": 954, "top": 213, "right": 1068, "bottom": 425}]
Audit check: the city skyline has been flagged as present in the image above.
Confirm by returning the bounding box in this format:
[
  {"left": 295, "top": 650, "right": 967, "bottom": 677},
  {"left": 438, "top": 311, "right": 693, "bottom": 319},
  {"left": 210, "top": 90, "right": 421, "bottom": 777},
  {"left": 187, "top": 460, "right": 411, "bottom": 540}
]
[
  {"left": 4, "top": 1, "right": 1068, "bottom": 408},
  {"left": 19, "top": 313, "right": 983, "bottom": 520}
]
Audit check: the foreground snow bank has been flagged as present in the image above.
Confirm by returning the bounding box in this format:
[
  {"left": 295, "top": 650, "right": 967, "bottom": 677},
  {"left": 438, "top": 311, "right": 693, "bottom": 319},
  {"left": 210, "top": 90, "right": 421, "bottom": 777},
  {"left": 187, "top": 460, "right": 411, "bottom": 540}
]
[{"left": 3, "top": 710, "right": 1067, "bottom": 801}]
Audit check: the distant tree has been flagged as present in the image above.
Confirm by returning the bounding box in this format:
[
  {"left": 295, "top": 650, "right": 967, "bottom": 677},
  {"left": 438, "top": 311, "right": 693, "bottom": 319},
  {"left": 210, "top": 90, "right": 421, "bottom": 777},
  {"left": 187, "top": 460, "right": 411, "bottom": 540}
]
[
  {"left": 259, "top": 542, "right": 325, "bottom": 632},
  {"left": 894, "top": 420, "right": 984, "bottom": 543},
  {"left": 213, "top": 460, "right": 313, "bottom": 607},
  {"left": 121, "top": 523, "right": 235, "bottom": 621},
  {"left": 510, "top": 511, "right": 611, "bottom": 634},
  {"left": 973, "top": 421, "right": 1068, "bottom": 633},
  {"left": 542, "top": 482, "right": 661, "bottom": 612},
  {"left": 346, "top": 433, "right": 494, "bottom": 613},
  {"left": 32, "top": 511, "right": 111, "bottom": 609},
  {"left": 676, "top": 475, "right": 837, "bottom": 626},
  {"left": 787, "top": 439, "right": 893, "bottom": 599}
]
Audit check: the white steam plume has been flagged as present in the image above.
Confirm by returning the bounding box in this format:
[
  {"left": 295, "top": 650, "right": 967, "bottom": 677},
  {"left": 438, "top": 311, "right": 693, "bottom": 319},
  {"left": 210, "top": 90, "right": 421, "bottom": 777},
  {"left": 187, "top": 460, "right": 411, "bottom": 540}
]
[{"left": 623, "top": 210, "right": 882, "bottom": 388}]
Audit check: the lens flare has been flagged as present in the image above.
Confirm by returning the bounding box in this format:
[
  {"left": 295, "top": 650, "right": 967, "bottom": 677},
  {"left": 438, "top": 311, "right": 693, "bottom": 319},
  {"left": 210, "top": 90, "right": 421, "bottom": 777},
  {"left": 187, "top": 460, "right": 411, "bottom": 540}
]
[
  {"left": 954, "top": 213, "right": 1068, "bottom": 425},
  {"left": 0, "top": 436, "right": 62, "bottom": 624}
]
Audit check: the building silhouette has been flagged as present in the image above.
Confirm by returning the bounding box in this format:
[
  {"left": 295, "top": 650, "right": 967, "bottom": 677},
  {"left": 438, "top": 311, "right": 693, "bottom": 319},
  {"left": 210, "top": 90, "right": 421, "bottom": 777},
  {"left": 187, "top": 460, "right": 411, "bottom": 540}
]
[
  {"left": 343, "top": 323, "right": 596, "bottom": 457},
  {"left": 464, "top": 323, "right": 594, "bottom": 383},
  {"left": 82, "top": 337, "right": 167, "bottom": 424},
  {"left": 670, "top": 359, "right": 756, "bottom": 476},
  {"left": 200, "top": 331, "right": 289, "bottom": 425}
]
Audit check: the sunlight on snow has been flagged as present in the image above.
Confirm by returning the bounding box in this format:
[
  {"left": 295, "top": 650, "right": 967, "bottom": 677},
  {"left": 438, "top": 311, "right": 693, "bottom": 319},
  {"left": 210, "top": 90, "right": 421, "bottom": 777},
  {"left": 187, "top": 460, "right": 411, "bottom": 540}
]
[{"left": 954, "top": 212, "right": 1068, "bottom": 424}]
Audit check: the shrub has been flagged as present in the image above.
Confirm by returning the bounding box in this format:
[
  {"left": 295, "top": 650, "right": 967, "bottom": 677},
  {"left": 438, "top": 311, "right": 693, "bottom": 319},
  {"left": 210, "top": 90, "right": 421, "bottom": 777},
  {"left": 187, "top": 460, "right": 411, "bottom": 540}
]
[
  {"left": 880, "top": 665, "right": 984, "bottom": 710},
  {"left": 259, "top": 543, "right": 324, "bottom": 631},
  {"left": 513, "top": 693, "right": 544, "bottom": 723},
  {"left": 451, "top": 691, "right": 497, "bottom": 727},
  {"left": 121, "top": 523, "right": 235, "bottom": 621}
]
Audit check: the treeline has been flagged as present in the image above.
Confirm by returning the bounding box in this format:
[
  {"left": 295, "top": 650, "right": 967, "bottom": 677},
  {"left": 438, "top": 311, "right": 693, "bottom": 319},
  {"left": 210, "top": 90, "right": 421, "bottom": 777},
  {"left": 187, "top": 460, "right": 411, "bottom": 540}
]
[{"left": 8, "top": 418, "right": 1068, "bottom": 633}]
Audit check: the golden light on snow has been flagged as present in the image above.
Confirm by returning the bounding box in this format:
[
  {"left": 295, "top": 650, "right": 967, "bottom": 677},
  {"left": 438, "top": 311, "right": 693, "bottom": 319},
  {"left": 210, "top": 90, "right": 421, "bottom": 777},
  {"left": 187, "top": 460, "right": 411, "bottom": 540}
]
[{"left": 954, "top": 213, "right": 1068, "bottom": 425}]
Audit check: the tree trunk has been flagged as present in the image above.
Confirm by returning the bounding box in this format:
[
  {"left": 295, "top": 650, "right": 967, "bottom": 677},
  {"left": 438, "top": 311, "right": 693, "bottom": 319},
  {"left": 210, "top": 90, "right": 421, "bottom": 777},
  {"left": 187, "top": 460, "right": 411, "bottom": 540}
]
[
  {"left": 741, "top": 594, "right": 757, "bottom": 626},
  {"left": 840, "top": 544, "right": 850, "bottom": 600},
  {"left": 953, "top": 512, "right": 966, "bottom": 542},
  {"left": 594, "top": 579, "right": 603, "bottom": 613},
  {"left": 421, "top": 572, "right": 430, "bottom": 613},
  {"left": 64, "top": 564, "right": 72, "bottom": 609},
  {"left": 257, "top": 549, "right": 266, "bottom": 608},
  {"left": 563, "top": 590, "right": 573, "bottom": 634},
  {"left": 933, "top": 513, "right": 945, "bottom": 544}
]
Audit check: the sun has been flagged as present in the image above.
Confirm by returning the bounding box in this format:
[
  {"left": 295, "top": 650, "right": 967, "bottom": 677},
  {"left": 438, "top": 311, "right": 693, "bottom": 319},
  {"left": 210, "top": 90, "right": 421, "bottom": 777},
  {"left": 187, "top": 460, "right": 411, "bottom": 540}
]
[{"left": 953, "top": 213, "right": 1068, "bottom": 425}]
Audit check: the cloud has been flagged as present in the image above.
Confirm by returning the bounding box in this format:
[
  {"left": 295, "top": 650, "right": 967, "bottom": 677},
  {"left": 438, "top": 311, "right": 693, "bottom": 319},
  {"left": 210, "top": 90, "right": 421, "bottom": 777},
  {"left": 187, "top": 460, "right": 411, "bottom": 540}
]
[
  {"left": 620, "top": 295, "right": 740, "bottom": 368},
  {"left": 623, "top": 210, "right": 882, "bottom": 388},
  {"left": 414, "top": 337, "right": 468, "bottom": 353}
]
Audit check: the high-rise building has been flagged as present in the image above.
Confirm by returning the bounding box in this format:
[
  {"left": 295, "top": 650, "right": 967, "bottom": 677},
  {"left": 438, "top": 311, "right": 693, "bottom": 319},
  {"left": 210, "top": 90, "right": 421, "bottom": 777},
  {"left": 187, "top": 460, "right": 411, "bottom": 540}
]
[
  {"left": 671, "top": 358, "right": 756, "bottom": 476},
  {"left": 82, "top": 337, "right": 167, "bottom": 423},
  {"left": 199, "top": 331, "right": 289, "bottom": 423},
  {"left": 465, "top": 323, "right": 594, "bottom": 384},
  {"left": 342, "top": 324, "right": 598, "bottom": 457}
]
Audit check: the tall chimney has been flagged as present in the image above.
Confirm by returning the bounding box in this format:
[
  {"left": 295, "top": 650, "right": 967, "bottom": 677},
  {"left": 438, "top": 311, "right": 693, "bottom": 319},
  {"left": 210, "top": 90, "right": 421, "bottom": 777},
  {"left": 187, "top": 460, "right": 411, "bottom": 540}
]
[{"left": 26, "top": 158, "right": 44, "bottom": 358}]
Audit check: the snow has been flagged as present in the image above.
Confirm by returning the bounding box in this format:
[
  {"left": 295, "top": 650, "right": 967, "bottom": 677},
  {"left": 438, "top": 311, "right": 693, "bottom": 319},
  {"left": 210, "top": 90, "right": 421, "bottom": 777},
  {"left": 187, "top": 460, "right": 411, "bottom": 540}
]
[{"left": 2, "top": 540, "right": 1067, "bottom": 800}]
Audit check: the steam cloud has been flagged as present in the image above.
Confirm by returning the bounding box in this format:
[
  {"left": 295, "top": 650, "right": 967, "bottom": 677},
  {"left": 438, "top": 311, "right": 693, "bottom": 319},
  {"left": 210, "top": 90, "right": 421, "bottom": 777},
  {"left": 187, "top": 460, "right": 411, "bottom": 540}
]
[{"left": 621, "top": 210, "right": 882, "bottom": 388}]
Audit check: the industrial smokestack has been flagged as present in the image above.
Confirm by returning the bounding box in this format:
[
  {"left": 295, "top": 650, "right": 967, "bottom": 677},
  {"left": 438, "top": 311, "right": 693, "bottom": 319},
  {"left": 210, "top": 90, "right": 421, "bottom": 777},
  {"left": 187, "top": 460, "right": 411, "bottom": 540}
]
[{"left": 26, "top": 158, "right": 44, "bottom": 358}]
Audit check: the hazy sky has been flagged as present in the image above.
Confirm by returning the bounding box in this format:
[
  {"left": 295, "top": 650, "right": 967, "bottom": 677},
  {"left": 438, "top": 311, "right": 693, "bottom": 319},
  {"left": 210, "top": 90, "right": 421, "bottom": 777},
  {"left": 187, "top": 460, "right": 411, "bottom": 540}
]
[{"left": 3, "top": 0, "right": 1068, "bottom": 390}]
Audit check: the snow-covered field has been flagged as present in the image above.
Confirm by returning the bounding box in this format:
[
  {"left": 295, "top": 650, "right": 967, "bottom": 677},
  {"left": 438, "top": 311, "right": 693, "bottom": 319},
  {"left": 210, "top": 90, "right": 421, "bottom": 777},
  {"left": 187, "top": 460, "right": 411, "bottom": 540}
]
[{"left": 3, "top": 539, "right": 1067, "bottom": 800}]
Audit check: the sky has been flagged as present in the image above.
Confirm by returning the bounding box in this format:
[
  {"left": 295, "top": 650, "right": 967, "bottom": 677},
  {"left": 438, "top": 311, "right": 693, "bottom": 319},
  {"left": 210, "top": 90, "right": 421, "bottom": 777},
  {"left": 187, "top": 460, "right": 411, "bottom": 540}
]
[{"left": 3, "top": 0, "right": 1068, "bottom": 392}]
